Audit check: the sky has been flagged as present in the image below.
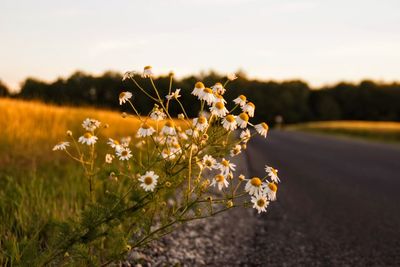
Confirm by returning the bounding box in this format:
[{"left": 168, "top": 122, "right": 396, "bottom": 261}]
[{"left": 1, "top": 0, "right": 400, "bottom": 91}]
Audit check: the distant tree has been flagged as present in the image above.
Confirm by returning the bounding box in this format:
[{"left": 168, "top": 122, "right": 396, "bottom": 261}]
[{"left": 0, "top": 80, "right": 10, "bottom": 97}]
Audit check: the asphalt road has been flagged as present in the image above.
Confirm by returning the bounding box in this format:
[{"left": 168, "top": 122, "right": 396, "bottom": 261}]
[{"left": 244, "top": 131, "right": 400, "bottom": 266}]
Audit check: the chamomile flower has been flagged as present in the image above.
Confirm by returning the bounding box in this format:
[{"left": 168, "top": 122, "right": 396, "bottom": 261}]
[
  {"left": 192, "top": 82, "right": 205, "bottom": 97},
  {"left": 105, "top": 154, "right": 114, "bottom": 164},
  {"left": 185, "top": 129, "right": 200, "bottom": 138},
  {"left": 53, "top": 141, "right": 70, "bottom": 151},
  {"left": 122, "top": 71, "right": 135, "bottom": 81},
  {"left": 116, "top": 147, "right": 132, "bottom": 160},
  {"left": 139, "top": 171, "right": 159, "bottom": 192},
  {"left": 211, "top": 82, "right": 226, "bottom": 95},
  {"left": 119, "top": 91, "right": 132, "bottom": 105},
  {"left": 214, "top": 93, "right": 227, "bottom": 104},
  {"left": 150, "top": 107, "right": 166, "bottom": 121},
  {"left": 137, "top": 123, "right": 156, "bottom": 137},
  {"left": 222, "top": 115, "right": 237, "bottom": 131},
  {"left": 255, "top": 123, "right": 269, "bottom": 138},
  {"left": 236, "top": 113, "right": 249, "bottom": 128},
  {"left": 161, "top": 121, "right": 176, "bottom": 136},
  {"left": 171, "top": 143, "right": 182, "bottom": 155},
  {"left": 265, "top": 182, "right": 278, "bottom": 201},
  {"left": 242, "top": 102, "right": 255, "bottom": 117},
  {"left": 78, "top": 132, "right": 98, "bottom": 145},
  {"left": 245, "top": 177, "right": 263, "bottom": 196},
  {"left": 251, "top": 194, "right": 269, "bottom": 214},
  {"left": 216, "top": 158, "right": 236, "bottom": 175},
  {"left": 108, "top": 138, "right": 122, "bottom": 151},
  {"left": 161, "top": 148, "right": 176, "bottom": 160},
  {"left": 82, "top": 118, "right": 101, "bottom": 131},
  {"left": 265, "top": 166, "right": 280, "bottom": 183},
  {"left": 233, "top": 95, "right": 247, "bottom": 107},
  {"left": 193, "top": 116, "right": 208, "bottom": 131},
  {"left": 227, "top": 73, "right": 238, "bottom": 81},
  {"left": 166, "top": 89, "right": 181, "bottom": 100},
  {"left": 142, "top": 65, "right": 153, "bottom": 78},
  {"left": 230, "top": 144, "right": 242, "bottom": 157},
  {"left": 198, "top": 88, "right": 216, "bottom": 105},
  {"left": 120, "top": 136, "right": 131, "bottom": 147},
  {"left": 210, "top": 102, "right": 229, "bottom": 118},
  {"left": 211, "top": 174, "right": 229, "bottom": 191},
  {"left": 202, "top": 155, "right": 217, "bottom": 170},
  {"left": 240, "top": 129, "right": 251, "bottom": 142}
]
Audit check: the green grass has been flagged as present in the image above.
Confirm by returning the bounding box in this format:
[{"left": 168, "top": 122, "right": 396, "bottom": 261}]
[{"left": 288, "top": 121, "right": 400, "bottom": 143}]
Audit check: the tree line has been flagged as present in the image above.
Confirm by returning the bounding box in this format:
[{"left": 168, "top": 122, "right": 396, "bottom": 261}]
[{"left": 1, "top": 71, "right": 400, "bottom": 125}]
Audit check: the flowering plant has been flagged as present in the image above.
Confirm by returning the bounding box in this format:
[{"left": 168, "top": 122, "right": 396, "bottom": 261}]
[{"left": 49, "top": 66, "right": 281, "bottom": 266}]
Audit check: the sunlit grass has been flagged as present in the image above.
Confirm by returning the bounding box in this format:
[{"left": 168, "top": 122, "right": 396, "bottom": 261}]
[{"left": 288, "top": 120, "right": 400, "bottom": 143}]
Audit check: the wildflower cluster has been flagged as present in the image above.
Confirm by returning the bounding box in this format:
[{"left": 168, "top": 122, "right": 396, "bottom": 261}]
[{"left": 52, "top": 66, "right": 282, "bottom": 265}]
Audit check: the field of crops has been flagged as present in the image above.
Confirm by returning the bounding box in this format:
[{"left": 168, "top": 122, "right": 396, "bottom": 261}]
[{"left": 289, "top": 121, "right": 400, "bottom": 143}]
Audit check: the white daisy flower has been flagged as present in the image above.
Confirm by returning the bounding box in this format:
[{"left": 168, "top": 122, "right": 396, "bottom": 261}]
[
  {"left": 242, "top": 102, "right": 255, "bottom": 117},
  {"left": 192, "top": 82, "right": 205, "bottom": 97},
  {"left": 142, "top": 65, "right": 154, "bottom": 78},
  {"left": 240, "top": 129, "right": 251, "bottom": 142},
  {"left": 82, "top": 118, "right": 101, "bottom": 131},
  {"left": 120, "top": 136, "right": 131, "bottom": 147},
  {"left": 230, "top": 144, "right": 242, "bottom": 157},
  {"left": 255, "top": 122, "right": 269, "bottom": 138},
  {"left": 216, "top": 158, "right": 236, "bottom": 175},
  {"left": 119, "top": 91, "right": 132, "bottom": 105},
  {"left": 171, "top": 143, "right": 182, "bottom": 155},
  {"left": 116, "top": 147, "right": 132, "bottom": 161},
  {"left": 211, "top": 82, "right": 226, "bottom": 95},
  {"left": 122, "top": 71, "right": 135, "bottom": 81},
  {"left": 161, "top": 148, "right": 176, "bottom": 160},
  {"left": 161, "top": 121, "right": 176, "bottom": 136},
  {"left": 53, "top": 141, "right": 70, "bottom": 151},
  {"left": 211, "top": 174, "right": 229, "bottom": 191},
  {"left": 105, "top": 153, "right": 114, "bottom": 164},
  {"left": 150, "top": 107, "right": 166, "bottom": 121},
  {"left": 236, "top": 113, "right": 249, "bottom": 128},
  {"left": 137, "top": 123, "right": 156, "bottom": 137},
  {"left": 214, "top": 93, "right": 227, "bottom": 104},
  {"left": 265, "top": 182, "right": 278, "bottom": 201},
  {"left": 78, "top": 132, "right": 98, "bottom": 145},
  {"left": 185, "top": 128, "right": 199, "bottom": 138},
  {"left": 210, "top": 102, "right": 229, "bottom": 118},
  {"left": 198, "top": 88, "right": 216, "bottom": 105},
  {"left": 233, "top": 95, "right": 247, "bottom": 107},
  {"left": 227, "top": 73, "right": 238, "bottom": 81},
  {"left": 222, "top": 115, "right": 237, "bottom": 131},
  {"left": 178, "top": 131, "right": 188, "bottom": 140},
  {"left": 251, "top": 194, "right": 269, "bottom": 214},
  {"left": 108, "top": 138, "right": 122, "bottom": 151},
  {"left": 245, "top": 177, "right": 263, "bottom": 196},
  {"left": 166, "top": 88, "right": 181, "bottom": 100},
  {"left": 265, "top": 166, "right": 280, "bottom": 183},
  {"left": 202, "top": 155, "right": 217, "bottom": 170},
  {"left": 193, "top": 116, "right": 208, "bottom": 132},
  {"left": 139, "top": 171, "right": 159, "bottom": 192}
]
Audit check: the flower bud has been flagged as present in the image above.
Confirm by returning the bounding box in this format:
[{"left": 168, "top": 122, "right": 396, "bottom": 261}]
[
  {"left": 227, "top": 200, "right": 234, "bottom": 208},
  {"left": 66, "top": 130, "right": 72, "bottom": 136},
  {"left": 238, "top": 174, "right": 245, "bottom": 181}
]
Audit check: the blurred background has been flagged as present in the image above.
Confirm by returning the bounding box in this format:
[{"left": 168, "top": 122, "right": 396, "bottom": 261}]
[{"left": 1, "top": 0, "right": 400, "bottom": 266}]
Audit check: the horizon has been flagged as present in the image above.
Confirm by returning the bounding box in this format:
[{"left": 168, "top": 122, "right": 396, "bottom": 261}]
[{"left": 1, "top": 0, "right": 400, "bottom": 92}]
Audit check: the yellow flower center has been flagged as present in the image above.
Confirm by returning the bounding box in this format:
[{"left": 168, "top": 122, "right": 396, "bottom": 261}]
[
  {"left": 215, "top": 82, "right": 222, "bottom": 86},
  {"left": 271, "top": 167, "right": 278, "bottom": 176},
  {"left": 195, "top": 82, "right": 205, "bottom": 88},
  {"left": 144, "top": 176, "right": 153, "bottom": 185},
  {"left": 221, "top": 160, "right": 229, "bottom": 167},
  {"left": 198, "top": 116, "right": 207, "bottom": 124},
  {"left": 239, "top": 113, "right": 249, "bottom": 122},
  {"left": 239, "top": 95, "right": 246, "bottom": 101},
  {"left": 165, "top": 121, "right": 174, "bottom": 127},
  {"left": 262, "top": 122, "right": 269, "bottom": 130},
  {"left": 215, "top": 174, "right": 225, "bottom": 183},
  {"left": 141, "top": 123, "right": 150, "bottom": 129},
  {"left": 250, "top": 177, "right": 262, "bottom": 187},
  {"left": 144, "top": 66, "right": 152, "bottom": 70},
  {"left": 205, "top": 160, "right": 212, "bottom": 167},
  {"left": 121, "top": 150, "right": 128, "bottom": 156},
  {"left": 119, "top": 92, "right": 126, "bottom": 99},
  {"left": 215, "top": 102, "right": 224, "bottom": 110},
  {"left": 173, "top": 143, "right": 180, "bottom": 149},
  {"left": 84, "top": 132, "right": 92, "bottom": 138},
  {"left": 225, "top": 115, "right": 235, "bottom": 123},
  {"left": 268, "top": 182, "right": 278, "bottom": 192},
  {"left": 257, "top": 198, "right": 266, "bottom": 207},
  {"left": 203, "top": 88, "right": 213, "bottom": 94},
  {"left": 114, "top": 140, "right": 120, "bottom": 145}
]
